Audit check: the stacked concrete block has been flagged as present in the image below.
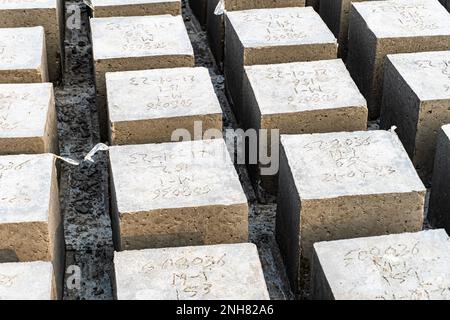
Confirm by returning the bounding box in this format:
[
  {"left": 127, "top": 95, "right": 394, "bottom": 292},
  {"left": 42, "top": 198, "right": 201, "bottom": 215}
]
[
  {"left": 319, "top": 0, "right": 381, "bottom": 58},
  {"left": 106, "top": 67, "right": 222, "bottom": 145},
  {"left": 380, "top": 51, "right": 450, "bottom": 181},
  {"left": 428, "top": 125, "right": 450, "bottom": 231},
  {"left": 0, "top": 0, "right": 63, "bottom": 82},
  {"left": 242, "top": 59, "right": 367, "bottom": 190},
  {"left": 276, "top": 130, "right": 426, "bottom": 294},
  {"left": 206, "top": 0, "right": 306, "bottom": 66},
  {"left": 0, "top": 83, "right": 58, "bottom": 155},
  {"left": 311, "top": 230, "right": 450, "bottom": 300},
  {"left": 90, "top": 15, "right": 194, "bottom": 138},
  {"left": 224, "top": 7, "right": 337, "bottom": 114},
  {"left": 0, "top": 153, "right": 63, "bottom": 296},
  {"left": 114, "top": 243, "right": 270, "bottom": 300},
  {"left": 347, "top": 0, "right": 450, "bottom": 119},
  {"left": 109, "top": 139, "right": 248, "bottom": 251},
  {"left": 90, "top": 0, "right": 181, "bottom": 17},
  {"left": 0, "top": 261, "right": 57, "bottom": 300},
  {"left": 0, "top": 27, "right": 48, "bottom": 83},
  {"left": 189, "top": 0, "right": 207, "bottom": 25}
]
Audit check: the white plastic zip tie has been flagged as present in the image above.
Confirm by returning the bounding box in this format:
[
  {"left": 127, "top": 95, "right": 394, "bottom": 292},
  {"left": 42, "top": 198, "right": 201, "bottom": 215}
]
[
  {"left": 214, "top": 0, "right": 225, "bottom": 15},
  {"left": 389, "top": 125, "right": 398, "bottom": 134},
  {"left": 55, "top": 143, "right": 109, "bottom": 166}
]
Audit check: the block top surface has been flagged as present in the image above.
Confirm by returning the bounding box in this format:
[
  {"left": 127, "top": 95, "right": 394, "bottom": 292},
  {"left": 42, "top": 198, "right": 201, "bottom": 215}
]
[
  {"left": 0, "top": 83, "right": 53, "bottom": 138},
  {"left": 114, "top": 243, "right": 270, "bottom": 300},
  {"left": 387, "top": 51, "right": 450, "bottom": 101},
  {"left": 443, "top": 124, "right": 450, "bottom": 138},
  {"left": 314, "top": 230, "right": 450, "bottom": 300},
  {"left": 281, "top": 130, "right": 425, "bottom": 200},
  {"left": 90, "top": 0, "right": 179, "bottom": 7},
  {"left": 352, "top": 0, "right": 450, "bottom": 39},
  {"left": 0, "top": 27, "right": 44, "bottom": 71},
  {"left": 90, "top": 15, "right": 193, "bottom": 60},
  {"left": 226, "top": 7, "right": 336, "bottom": 48},
  {"left": 0, "top": 261, "right": 53, "bottom": 300},
  {"left": 0, "top": 153, "right": 54, "bottom": 223},
  {"left": 106, "top": 67, "right": 222, "bottom": 122},
  {"left": 109, "top": 139, "right": 247, "bottom": 213},
  {"left": 245, "top": 59, "right": 366, "bottom": 115},
  {"left": 0, "top": 0, "right": 56, "bottom": 9}
]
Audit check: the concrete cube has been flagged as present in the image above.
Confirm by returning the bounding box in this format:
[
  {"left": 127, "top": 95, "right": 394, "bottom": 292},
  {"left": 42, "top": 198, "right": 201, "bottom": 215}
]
[
  {"left": 242, "top": 59, "right": 367, "bottom": 191},
  {"left": 346, "top": 0, "right": 450, "bottom": 119},
  {"left": 0, "top": 153, "right": 64, "bottom": 294},
  {"left": 206, "top": 0, "right": 305, "bottom": 66},
  {"left": 113, "top": 243, "right": 270, "bottom": 300},
  {"left": 428, "top": 125, "right": 450, "bottom": 231},
  {"left": 0, "top": 26, "right": 48, "bottom": 83},
  {"left": 311, "top": 230, "right": 450, "bottom": 300},
  {"left": 380, "top": 51, "right": 450, "bottom": 182},
  {"left": 189, "top": 0, "right": 207, "bottom": 25},
  {"left": 109, "top": 139, "right": 248, "bottom": 251},
  {"left": 224, "top": 7, "right": 337, "bottom": 113},
  {"left": 276, "top": 130, "right": 426, "bottom": 294},
  {"left": 319, "top": 0, "right": 381, "bottom": 58},
  {"left": 0, "top": 83, "right": 58, "bottom": 155},
  {"left": 90, "top": 0, "right": 181, "bottom": 17},
  {"left": 106, "top": 67, "right": 222, "bottom": 145},
  {"left": 90, "top": 15, "right": 194, "bottom": 138},
  {"left": 0, "top": 261, "right": 57, "bottom": 300},
  {"left": 0, "top": 0, "right": 63, "bottom": 82}
]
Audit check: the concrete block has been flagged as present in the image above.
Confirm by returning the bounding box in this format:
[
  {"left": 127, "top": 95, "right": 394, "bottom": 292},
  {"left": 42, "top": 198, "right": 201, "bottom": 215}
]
[
  {"left": 346, "top": 0, "right": 450, "bottom": 119},
  {"left": 114, "top": 243, "right": 269, "bottom": 300},
  {"left": 106, "top": 67, "right": 222, "bottom": 145},
  {"left": 428, "top": 125, "right": 450, "bottom": 231},
  {"left": 0, "top": 0, "right": 63, "bottom": 82},
  {"left": 319, "top": 0, "right": 381, "bottom": 58},
  {"left": 380, "top": 51, "right": 450, "bottom": 182},
  {"left": 90, "top": 15, "right": 194, "bottom": 139},
  {"left": 311, "top": 230, "right": 450, "bottom": 300},
  {"left": 276, "top": 130, "right": 426, "bottom": 294},
  {"left": 109, "top": 139, "right": 248, "bottom": 251},
  {"left": 242, "top": 59, "right": 367, "bottom": 191},
  {"left": 0, "top": 261, "right": 56, "bottom": 299},
  {"left": 0, "top": 26, "right": 48, "bottom": 83},
  {"left": 189, "top": 0, "right": 207, "bottom": 25},
  {"left": 224, "top": 7, "right": 336, "bottom": 115},
  {"left": 0, "top": 83, "right": 58, "bottom": 155},
  {"left": 90, "top": 0, "right": 181, "bottom": 17},
  {"left": 0, "top": 153, "right": 64, "bottom": 296},
  {"left": 206, "top": 0, "right": 306, "bottom": 68}
]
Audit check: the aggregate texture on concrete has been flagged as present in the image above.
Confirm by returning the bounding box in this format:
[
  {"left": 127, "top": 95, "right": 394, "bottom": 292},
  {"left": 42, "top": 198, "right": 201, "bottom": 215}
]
[{"left": 89, "top": 0, "right": 181, "bottom": 17}]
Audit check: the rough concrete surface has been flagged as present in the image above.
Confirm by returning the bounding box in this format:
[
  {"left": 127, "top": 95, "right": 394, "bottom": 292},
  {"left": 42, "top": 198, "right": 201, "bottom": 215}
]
[{"left": 89, "top": 0, "right": 180, "bottom": 17}]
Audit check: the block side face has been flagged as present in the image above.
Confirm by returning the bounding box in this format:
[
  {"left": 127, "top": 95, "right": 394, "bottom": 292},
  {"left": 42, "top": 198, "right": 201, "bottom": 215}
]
[
  {"left": 225, "top": 0, "right": 305, "bottom": 11},
  {"left": 245, "top": 59, "right": 366, "bottom": 115},
  {"left": 92, "top": 1, "right": 181, "bottom": 17},
  {"left": 225, "top": 7, "right": 336, "bottom": 49},
  {"left": 352, "top": 0, "right": 450, "bottom": 39},
  {"left": 310, "top": 245, "right": 334, "bottom": 300},
  {"left": 114, "top": 243, "right": 269, "bottom": 300},
  {"left": 0, "top": 153, "right": 54, "bottom": 223},
  {"left": 0, "top": 261, "right": 53, "bottom": 300},
  {"left": 91, "top": 15, "right": 193, "bottom": 61},
  {"left": 313, "top": 230, "right": 450, "bottom": 300},
  {"left": 281, "top": 131, "right": 425, "bottom": 200},
  {"left": 109, "top": 139, "right": 247, "bottom": 213}
]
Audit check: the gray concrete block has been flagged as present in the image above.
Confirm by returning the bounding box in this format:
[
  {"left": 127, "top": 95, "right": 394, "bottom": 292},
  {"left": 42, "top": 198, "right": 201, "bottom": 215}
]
[
  {"left": 0, "top": 261, "right": 56, "bottom": 299},
  {"left": 311, "top": 230, "right": 450, "bottom": 300},
  {"left": 428, "top": 124, "right": 450, "bottom": 231},
  {"left": 114, "top": 243, "right": 269, "bottom": 300},
  {"left": 106, "top": 67, "right": 222, "bottom": 145},
  {"left": 0, "top": 26, "right": 48, "bottom": 83},
  {"left": 276, "top": 130, "right": 426, "bottom": 294},
  {"left": 0, "top": 0, "right": 63, "bottom": 82},
  {"left": 90, "top": 0, "right": 181, "bottom": 17},
  {"left": 224, "top": 7, "right": 336, "bottom": 118},
  {"left": 346, "top": 0, "right": 450, "bottom": 119},
  {"left": 380, "top": 51, "right": 450, "bottom": 182},
  {"left": 0, "top": 83, "right": 58, "bottom": 155},
  {"left": 109, "top": 139, "right": 248, "bottom": 251}
]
